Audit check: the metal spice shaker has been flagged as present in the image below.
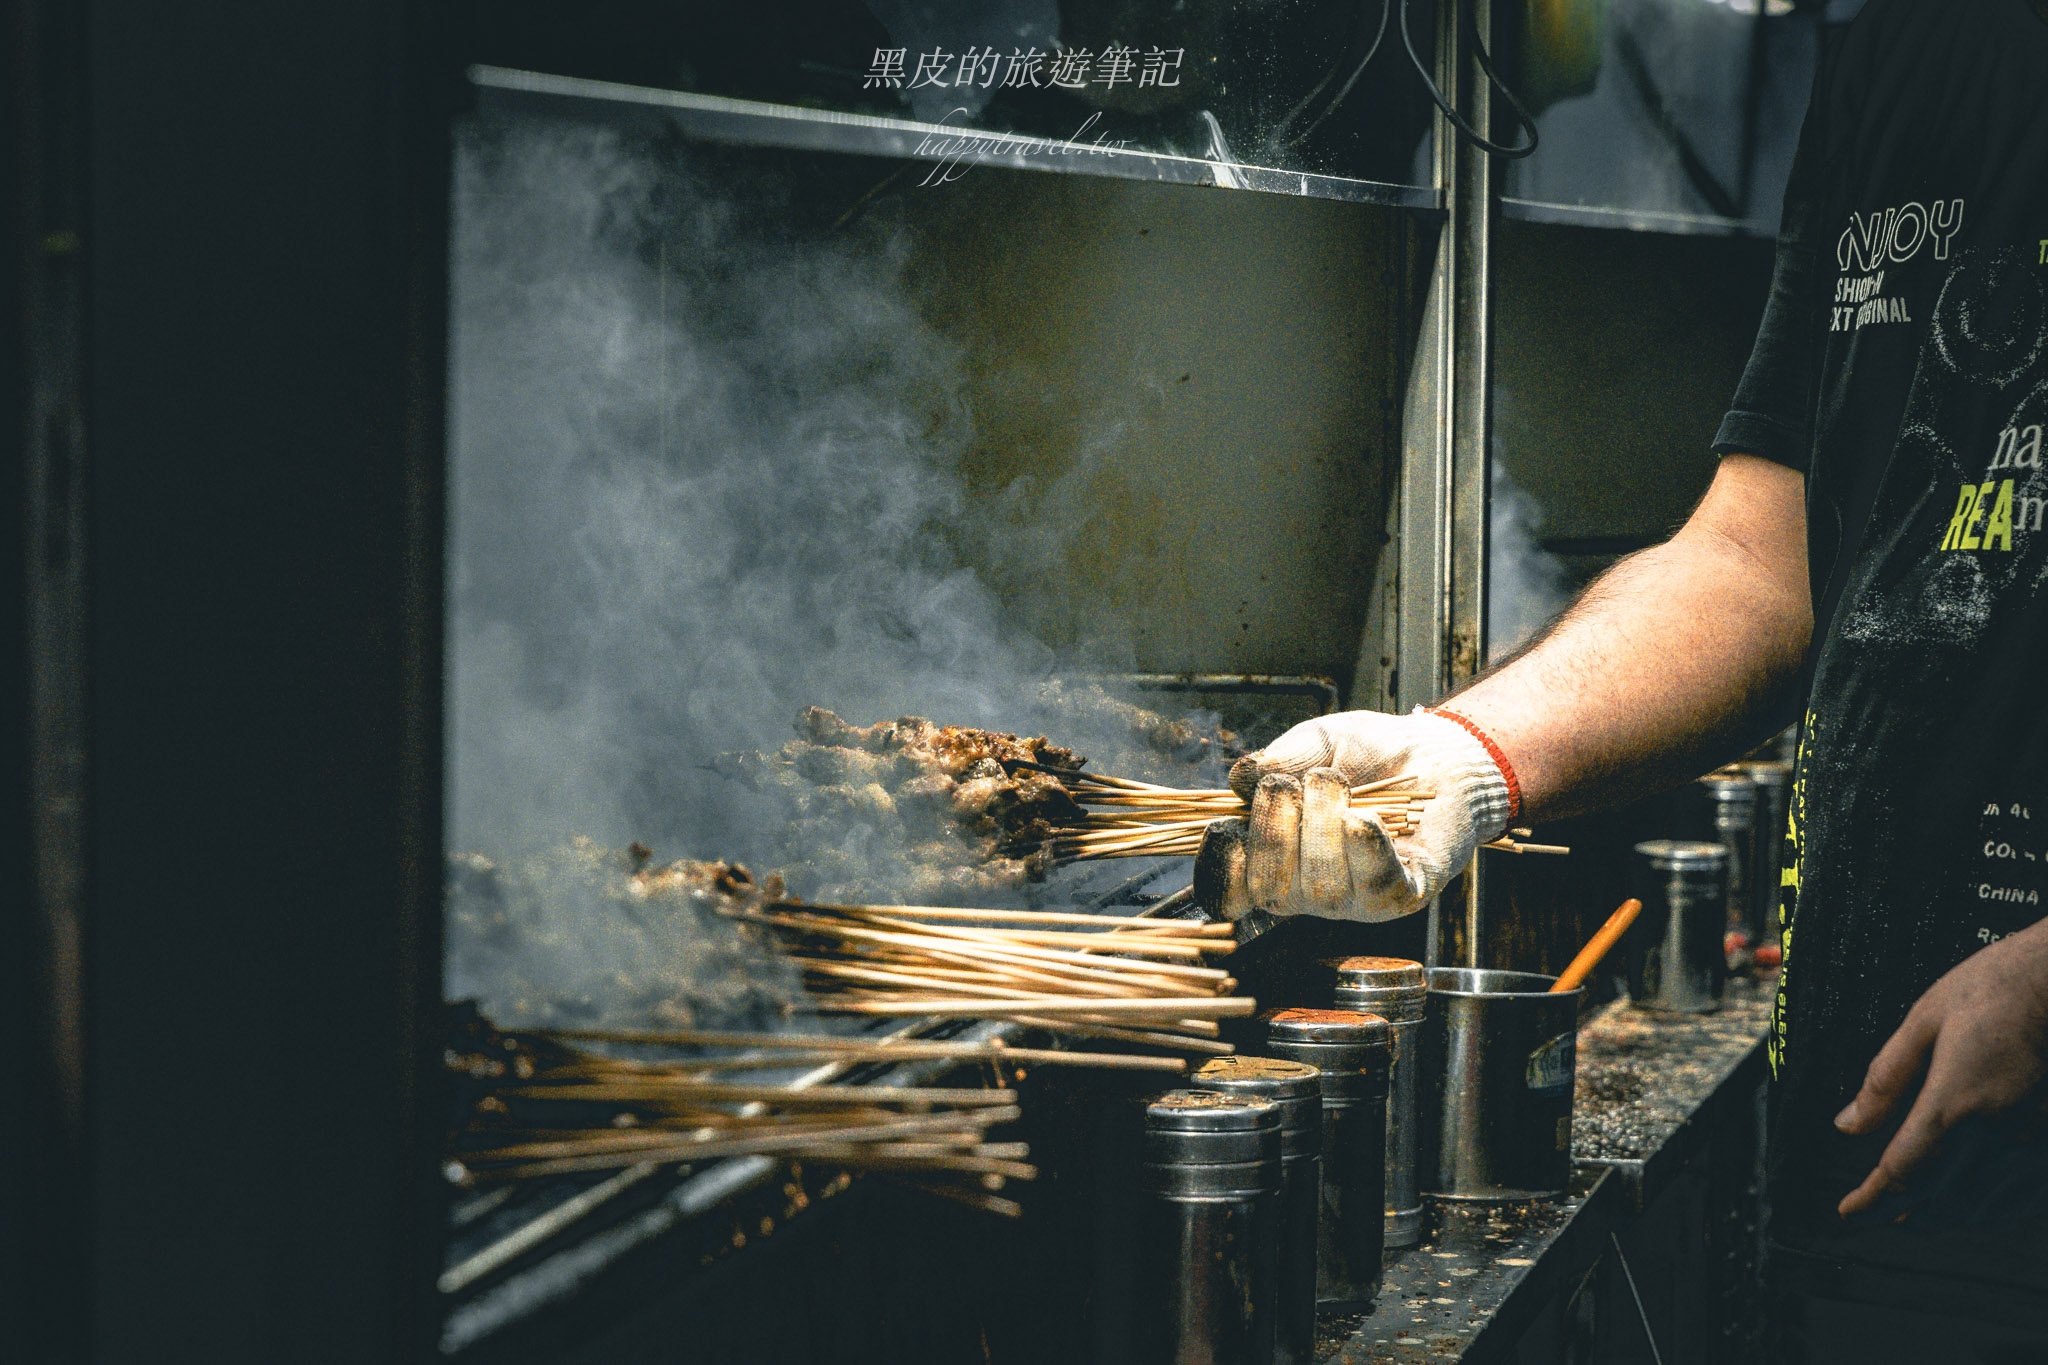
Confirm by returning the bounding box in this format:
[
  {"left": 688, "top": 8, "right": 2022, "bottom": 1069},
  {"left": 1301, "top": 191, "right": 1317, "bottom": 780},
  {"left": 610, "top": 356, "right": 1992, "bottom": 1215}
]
[
  {"left": 1261, "top": 1007, "right": 1390, "bottom": 1309},
  {"left": 1332, "top": 956, "right": 1427, "bottom": 1247},
  {"left": 1193, "top": 1057, "right": 1324, "bottom": 1365},
  {"left": 1136, "top": 1090, "right": 1283, "bottom": 1365}
]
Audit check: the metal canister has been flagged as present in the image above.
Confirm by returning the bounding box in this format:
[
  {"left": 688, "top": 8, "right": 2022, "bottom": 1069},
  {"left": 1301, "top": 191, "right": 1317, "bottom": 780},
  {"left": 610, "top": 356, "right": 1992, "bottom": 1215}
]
[
  {"left": 1262, "top": 1008, "right": 1390, "bottom": 1310},
  {"left": 1629, "top": 840, "right": 1730, "bottom": 1012},
  {"left": 1137, "top": 1090, "right": 1282, "bottom": 1365},
  {"left": 1332, "top": 956, "right": 1426, "bottom": 1247},
  {"left": 1193, "top": 1057, "right": 1323, "bottom": 1365},
  {"left": 1740, "top": 761, "right": 1794, "bottom": 949},
  {"left": 1695, "top": 771, "right": 1759, "bottom": 941},
  {"left": 1420, "top": 968, "right": 1583, "bottom": 1199}
]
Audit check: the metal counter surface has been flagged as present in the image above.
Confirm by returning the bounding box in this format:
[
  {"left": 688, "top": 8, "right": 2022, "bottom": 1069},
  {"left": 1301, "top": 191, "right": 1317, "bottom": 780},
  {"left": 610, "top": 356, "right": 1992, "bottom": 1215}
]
[
  {"left": 1573, "top": 978, "right": 1776, "bottom": 1211},
  {"left": 1315, "top": 978, "right": 1775, "bottom": 1363},
  {"left": 1318, "top": 1167, "right": 1620, "bottom": 1363}
]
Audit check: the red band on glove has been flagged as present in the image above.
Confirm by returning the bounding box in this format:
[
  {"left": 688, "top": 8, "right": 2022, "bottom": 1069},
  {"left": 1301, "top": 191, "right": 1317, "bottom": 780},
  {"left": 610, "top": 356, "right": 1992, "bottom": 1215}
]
[{"left": 1425, "top": 707, "right": 1523, "bottom": 822}]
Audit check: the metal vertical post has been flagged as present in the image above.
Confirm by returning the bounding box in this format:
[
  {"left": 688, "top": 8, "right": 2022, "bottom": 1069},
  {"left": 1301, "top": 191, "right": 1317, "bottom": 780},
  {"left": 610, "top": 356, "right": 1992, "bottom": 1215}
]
[
  {"left": 1399, "top": 0, "right": 1497, "bottom": 966},
  {"left": 1451, "top": 0, "right": 1497, "bottom": 969}
]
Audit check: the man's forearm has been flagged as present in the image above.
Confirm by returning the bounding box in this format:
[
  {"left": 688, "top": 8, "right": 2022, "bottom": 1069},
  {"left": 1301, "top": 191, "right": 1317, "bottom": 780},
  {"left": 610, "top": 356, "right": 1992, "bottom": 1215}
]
[{"left": 1446, "top": 455, "right": 1813, "bottom": 821}]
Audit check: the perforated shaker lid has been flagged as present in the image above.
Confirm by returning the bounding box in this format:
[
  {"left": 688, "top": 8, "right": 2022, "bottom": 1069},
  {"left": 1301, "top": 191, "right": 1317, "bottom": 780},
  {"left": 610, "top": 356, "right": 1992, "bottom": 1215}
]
[
  {"left": 1193, "top": 1055, "right": 1323, "bottom": 1102},
  {"left": 1332, "top": 956, "right": 1426, "bottom": 990},
  {"left": 1262, "top": 1007, "right": 1391, "bottom": 1048},
  {"left": 1143, "top": 1089, "right": 1281, "bottom": 1133},
  {"left": 1696, "top": 771, "right": 1758, "bottom": 807},
  {"left": 1634, "top": 839, "right": 1730, "bottom": 869}
]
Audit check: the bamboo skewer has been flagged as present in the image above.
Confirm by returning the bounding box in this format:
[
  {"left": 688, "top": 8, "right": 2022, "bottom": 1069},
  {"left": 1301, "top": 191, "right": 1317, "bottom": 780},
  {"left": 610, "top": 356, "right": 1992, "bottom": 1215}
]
[
  {"left": 847, "top": 917, "right": 1228, "bottom": 961},
  {"left": 496, "top": 1080, "right": 1019, "bottom": 1107},
  {"left": 813, "top": 995, "right": 1255, "bottom": 1019},
  {"left": 854, "top": 950, "right": 1218, "bottom": 996},
  {"left": 1055, "top": 816, "right": 1230, "bottom": 838},
  {"left": 792, "top": 957, "right": 1132, "bottom": 1001},
  {"left": 771, "top": 902, "right": 1232, "bottom": 935},
  {"left": 1005, "top": 1015, "right": 1235, "bottom": 1055},
  {"left": 453, "top": 1032, "right": 1032, "bottom": 1200},
  {"left": 789, "top": 1003, "right": 1229, "bottom": 1038},
  {"left": 453, "top": 1071, "right": 1028, "bottom": 1182},
  {"left": 441, "top": 1008, "right": 1048, "bottom": 1269},
  {"left": 727, "top": 908, "right": 1228, "bottom": 959},
  {"left": 1005, "top": 764, "right": 1570, "bottom": 861},
  {"left": 468, "top": 1138, "right": 1033, "bottom": 1182},
  {"left": 876, "top": 1141, "right": 1030, "bottom": 1160},
  {"left": 1495, "top": 840, "right": 1572, "bottom": 856},
  {"left": 531, "top": 1027, "right": 1190, "bottom": 1072},
  {"left": 475, "top": 1139, "right": 1024, "bottom": 1184},
  {"left": 780, "top": 1149, "right": 1038, "bottom": 1180},
  {"left": 889, "top": 1179, "right": 1024, "bottom": 1219},
  {"left": 754, "top": 937, "right": 1230, "bottom": 1007},
  {"left": 848, "top": 916, "right": 1234, "bottom": 977},
  {"left": 792, "top": 928, "right": 1214, "bottom": 995},
  {"left": 723, "top": 896, "right": 1253, "bottom": 1060},
  {"left": 461, "top": 1112, "right": 1007, "bottom": 1163}
]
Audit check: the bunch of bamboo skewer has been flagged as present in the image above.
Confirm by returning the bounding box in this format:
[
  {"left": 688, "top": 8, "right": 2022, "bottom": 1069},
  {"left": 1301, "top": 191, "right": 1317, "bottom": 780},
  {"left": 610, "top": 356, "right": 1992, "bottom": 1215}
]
[
  {"left": 1003, "top": 763, "right": 1569, "bottom": 864},
  {"left": 447, "top": 900, "right": 1242, "bottom": 1216},
  {"left": 720, "top": 900, "right": 1251, "bottom": 1057},
  {"left": 448, "top": 1029, "right": 1045, "bottom": 1215}
]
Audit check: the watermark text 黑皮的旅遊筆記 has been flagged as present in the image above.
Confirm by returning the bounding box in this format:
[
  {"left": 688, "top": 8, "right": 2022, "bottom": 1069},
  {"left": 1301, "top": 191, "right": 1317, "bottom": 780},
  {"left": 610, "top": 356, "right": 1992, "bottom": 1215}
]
[
  {"left": 864, "top": 45, "right": 1180, "bottom": 186},
  {"left": 864, "top": 44, "right": 1183, "bottom": 95}
]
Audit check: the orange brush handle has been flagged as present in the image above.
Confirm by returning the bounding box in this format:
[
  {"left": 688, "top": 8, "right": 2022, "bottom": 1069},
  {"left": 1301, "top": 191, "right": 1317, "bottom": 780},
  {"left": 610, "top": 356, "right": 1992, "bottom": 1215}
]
[{"left": 1550, "top": 898, "right": 1643, "bottom": 994}]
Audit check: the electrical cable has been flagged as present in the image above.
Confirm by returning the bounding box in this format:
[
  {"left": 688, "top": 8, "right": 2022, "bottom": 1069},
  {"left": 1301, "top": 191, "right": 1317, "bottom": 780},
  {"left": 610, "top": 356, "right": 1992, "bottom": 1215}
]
[{"left": 1399, "top": 0, "right": 1540, "bottom": 159}]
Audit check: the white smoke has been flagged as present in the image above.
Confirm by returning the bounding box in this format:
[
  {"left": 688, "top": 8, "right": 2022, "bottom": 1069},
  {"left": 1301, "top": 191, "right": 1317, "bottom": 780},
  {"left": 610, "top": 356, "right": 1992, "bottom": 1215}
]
[
  {"left": 1486, "top": 462, "right": 1574, "bottom": 662},
  {"left": 448, "top": 119, "right": 1055, "bottom": 863},
  {"left": 445, "top": 116, "right": 1224, "bottom": 898}
]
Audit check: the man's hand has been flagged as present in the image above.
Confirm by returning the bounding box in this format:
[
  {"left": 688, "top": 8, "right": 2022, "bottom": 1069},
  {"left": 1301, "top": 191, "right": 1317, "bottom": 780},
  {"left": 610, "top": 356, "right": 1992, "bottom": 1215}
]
[
  {"left": 1834, "top": 918, "right": 2048, "bottom": 1215},
  {"left": 1192, "top": 708, "right": 1511, "bottom": 921}
]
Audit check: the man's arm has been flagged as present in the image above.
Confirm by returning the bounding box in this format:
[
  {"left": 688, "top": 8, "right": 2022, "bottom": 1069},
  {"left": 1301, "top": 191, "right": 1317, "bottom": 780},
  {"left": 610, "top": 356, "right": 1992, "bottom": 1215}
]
[
  {"left": 1450, "top": 452, "right": 1812, "bottom": 820},
  {"left": 1197, "top": 452, "right": 1810, "bottom": 922}
]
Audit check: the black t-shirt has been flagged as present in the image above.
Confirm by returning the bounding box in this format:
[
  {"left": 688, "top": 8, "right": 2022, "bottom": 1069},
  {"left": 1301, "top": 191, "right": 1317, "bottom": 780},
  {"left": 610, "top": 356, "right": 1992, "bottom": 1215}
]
[{"left": 1715, "top": 0, "right": 2048, "bottom": 1288}]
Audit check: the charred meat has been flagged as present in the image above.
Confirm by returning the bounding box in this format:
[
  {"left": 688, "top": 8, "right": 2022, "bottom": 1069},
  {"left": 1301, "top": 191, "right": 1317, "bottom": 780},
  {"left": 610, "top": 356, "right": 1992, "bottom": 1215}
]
[{"left": 716, "top": 708, "right": 1091, "bottom": 900}]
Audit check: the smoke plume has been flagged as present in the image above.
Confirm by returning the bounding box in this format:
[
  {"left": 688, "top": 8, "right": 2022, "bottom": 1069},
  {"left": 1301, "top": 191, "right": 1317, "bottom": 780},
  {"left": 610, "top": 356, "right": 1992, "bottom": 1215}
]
[{"left": 443, "top": 116, "right": 1220, "bottom": 1018}]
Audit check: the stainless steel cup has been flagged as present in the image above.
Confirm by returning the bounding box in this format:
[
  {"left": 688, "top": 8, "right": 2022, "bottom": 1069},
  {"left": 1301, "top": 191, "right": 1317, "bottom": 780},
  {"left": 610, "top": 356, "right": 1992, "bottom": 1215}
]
[
  {"left": 1192, "top": 1057, "right": 1323, "bottom": 1365},
  {"left": 1261, "top": 1008, "right": 1390, "bottom": 1311},
  {"left": 1420, "top": 968, "right": 1583, "bottom": 1200},
  {"left": 1332, "top": 956, "right": 1426, "bottom": 1247},
  {"left": 1629, "top": 840, "right": 1730, "bottom": 1013},
  {"left": 1136, "top": 1090, "right": 1283, "bottom": 1365}
]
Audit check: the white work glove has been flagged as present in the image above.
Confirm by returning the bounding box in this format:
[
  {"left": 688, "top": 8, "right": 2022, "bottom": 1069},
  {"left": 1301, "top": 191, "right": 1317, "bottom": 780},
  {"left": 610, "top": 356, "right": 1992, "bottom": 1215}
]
[{"left": 1193, "top": 707, "right": 1513, "bottom": 923}]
